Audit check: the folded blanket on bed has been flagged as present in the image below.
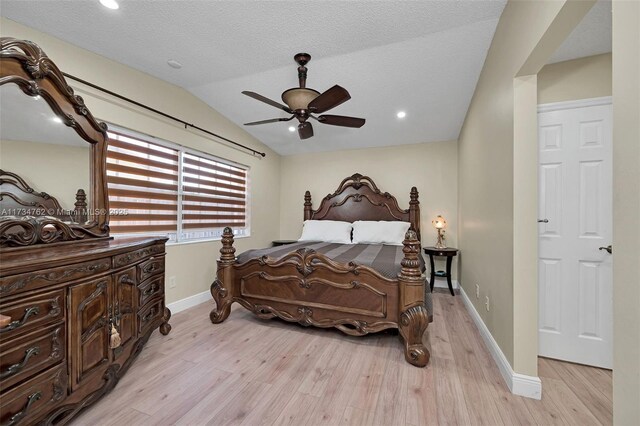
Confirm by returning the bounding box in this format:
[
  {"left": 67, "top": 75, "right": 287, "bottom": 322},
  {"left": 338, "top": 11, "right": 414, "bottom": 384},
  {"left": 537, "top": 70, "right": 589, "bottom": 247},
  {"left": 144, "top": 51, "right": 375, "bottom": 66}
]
[{"left": 236, "top": 241, "right": 426, "bottom": 281}]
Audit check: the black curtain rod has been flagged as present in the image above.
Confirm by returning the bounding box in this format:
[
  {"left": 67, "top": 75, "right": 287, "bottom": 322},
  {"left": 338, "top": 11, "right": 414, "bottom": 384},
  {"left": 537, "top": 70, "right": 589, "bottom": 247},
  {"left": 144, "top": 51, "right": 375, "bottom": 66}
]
[{"left": 62, "top": 72, "right": 266, "bottom": 158}]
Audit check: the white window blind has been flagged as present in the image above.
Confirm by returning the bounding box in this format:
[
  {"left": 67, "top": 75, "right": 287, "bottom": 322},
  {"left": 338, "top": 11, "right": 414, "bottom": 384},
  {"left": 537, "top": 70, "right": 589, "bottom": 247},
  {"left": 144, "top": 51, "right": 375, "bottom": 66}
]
[{"left": 106, "top": 129, "right": 249, "bottom": 242}]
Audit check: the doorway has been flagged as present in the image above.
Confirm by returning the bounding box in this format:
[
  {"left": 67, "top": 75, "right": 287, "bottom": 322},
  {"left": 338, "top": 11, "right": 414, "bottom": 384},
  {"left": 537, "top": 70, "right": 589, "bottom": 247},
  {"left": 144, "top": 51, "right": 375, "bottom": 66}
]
[{"left": 537, "top": 97, "right": 613, "bottom": 369}]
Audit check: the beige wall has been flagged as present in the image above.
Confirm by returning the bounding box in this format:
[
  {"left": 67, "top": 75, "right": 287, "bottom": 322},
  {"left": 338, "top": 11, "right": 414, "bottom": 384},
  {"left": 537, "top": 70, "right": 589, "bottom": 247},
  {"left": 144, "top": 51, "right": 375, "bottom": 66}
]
[
  {"left": 538, "top": 53, "right": 612, "bottom": 104},
  {"left": 1, "top": 18, "right": 282, "bottom": 304},
  {"left": 0, "top": 140, "right": 90, "bottom": 208},
  {"left": 457, "top": 0, "right": 594, "bottom": 376},
  {"left": 279, "top": 140, "right": 458, "bottom": 279},
  {"left": 612, "top": 0, "right": 640, "bottom": 422}
]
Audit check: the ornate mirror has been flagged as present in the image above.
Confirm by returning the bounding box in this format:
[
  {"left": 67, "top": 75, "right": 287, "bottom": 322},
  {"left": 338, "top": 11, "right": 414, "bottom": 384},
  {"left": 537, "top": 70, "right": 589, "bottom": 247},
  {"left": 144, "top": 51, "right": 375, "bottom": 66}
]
[{"left": 0, "top": 37, "right": 110, "bottom": 247}]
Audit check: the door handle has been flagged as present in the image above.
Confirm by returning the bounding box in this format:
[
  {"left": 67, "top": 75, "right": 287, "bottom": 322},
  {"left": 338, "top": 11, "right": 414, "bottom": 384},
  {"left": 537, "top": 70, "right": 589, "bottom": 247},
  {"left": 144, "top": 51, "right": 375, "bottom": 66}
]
[
  {"left": 599, "top": 245, "right": 612, "bottom": 254},
  {"left": 538, "top": 219, "right": 549, "bottom": 223}
]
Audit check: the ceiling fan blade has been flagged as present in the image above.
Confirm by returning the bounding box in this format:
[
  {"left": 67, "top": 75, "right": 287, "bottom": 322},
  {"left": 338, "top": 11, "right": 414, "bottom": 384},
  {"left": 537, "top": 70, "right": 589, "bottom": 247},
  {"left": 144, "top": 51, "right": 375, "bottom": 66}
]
[
  {"left": 298, "top": 122, "right": 314, "bottom": 140},
  {"left": 244, "top": 117, "right": 294, "bottom": 126},
  {"left": 242, "top": 91, "right": 293, "bottom": 113},
  {"left": 307, "top": 85, "right": 351, "bottom": 114},
  {"left": 317, "top": 114, "right": 366, "bottom": 128}
]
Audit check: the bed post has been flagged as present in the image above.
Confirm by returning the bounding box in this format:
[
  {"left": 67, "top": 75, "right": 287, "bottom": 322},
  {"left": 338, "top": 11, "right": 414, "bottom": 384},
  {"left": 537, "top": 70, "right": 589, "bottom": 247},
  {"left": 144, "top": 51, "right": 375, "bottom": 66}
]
[
  {"left": 304, "top": 190, "right": 312, "bottom": 221},
  {"left": 210, "top": 227, "right": 236, "bottom": 324},
  {"left": 398, "top": 229, "right": 430, "bottom": 367},
  {"left": 409, "top": 186, "right": 421, "bottom": 241}
]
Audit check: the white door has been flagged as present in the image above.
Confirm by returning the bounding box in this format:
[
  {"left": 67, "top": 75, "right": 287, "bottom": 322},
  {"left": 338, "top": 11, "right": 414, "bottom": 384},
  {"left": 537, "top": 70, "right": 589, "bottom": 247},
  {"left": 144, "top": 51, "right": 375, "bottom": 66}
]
[{"left": 538, "top": 99, "right": 613, "bottom": 369}]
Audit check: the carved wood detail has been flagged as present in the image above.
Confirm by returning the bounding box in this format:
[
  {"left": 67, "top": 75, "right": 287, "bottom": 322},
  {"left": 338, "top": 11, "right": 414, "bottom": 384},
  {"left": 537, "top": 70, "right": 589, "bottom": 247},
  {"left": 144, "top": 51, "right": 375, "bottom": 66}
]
[
  {"left": 233, "top": 298, "right": 397, "bottom": 336},
  {"left": 0, "top": 170, "right": 64, "bottom": 212},
  {"left": 304, "top": 173, "right": 421, "bottom": 239},
  {"left": 0, "top": 258, "right": 111, "bottom": 296},
  {"left": 398, "top": 304, "right": 430, "bottom": 367},
  {"left": 0, "top": 34, "right": 171, "bottom": 425},
  {"left": 0, "top": 37, "right": 110, "bottom": 246},
  {"left": 211, "top": 180, "right": 429, "bottom": 367},
  {"left": 114, "top": 244, "right": 164, "bottom": 268}
]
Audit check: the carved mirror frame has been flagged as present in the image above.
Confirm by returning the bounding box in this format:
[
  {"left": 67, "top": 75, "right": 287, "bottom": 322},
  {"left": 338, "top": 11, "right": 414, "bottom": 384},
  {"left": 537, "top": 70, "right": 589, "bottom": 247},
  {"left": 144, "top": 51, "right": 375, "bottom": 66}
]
[{"left": 0, "top": 37, "right": 110, "bottom": 247}]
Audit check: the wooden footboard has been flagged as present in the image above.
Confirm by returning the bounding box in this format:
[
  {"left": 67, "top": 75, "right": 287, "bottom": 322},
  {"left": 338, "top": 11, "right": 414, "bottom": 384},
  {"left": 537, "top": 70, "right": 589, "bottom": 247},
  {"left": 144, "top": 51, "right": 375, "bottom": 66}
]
[{"left": 209, "top": 227, "right": 430, "bottom": 367}]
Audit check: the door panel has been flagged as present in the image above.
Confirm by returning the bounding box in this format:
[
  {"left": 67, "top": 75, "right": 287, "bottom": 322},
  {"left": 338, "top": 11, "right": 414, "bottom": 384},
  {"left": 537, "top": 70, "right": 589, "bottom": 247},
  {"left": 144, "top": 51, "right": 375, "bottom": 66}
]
[
  {"left": 69, "top": 277, "right": 111, "bottom": 389},
  {"left": 539, "top": 163, "right": 563, "bottom": 237},
  {"left": 538, "top": 101, "right": 612, "bottom": 369},
  {"left": 113, "top": 268, "right": 137, "bottom": 359},
  {"left": 539, "top": 258, "right": 562, "bottom": 333}
]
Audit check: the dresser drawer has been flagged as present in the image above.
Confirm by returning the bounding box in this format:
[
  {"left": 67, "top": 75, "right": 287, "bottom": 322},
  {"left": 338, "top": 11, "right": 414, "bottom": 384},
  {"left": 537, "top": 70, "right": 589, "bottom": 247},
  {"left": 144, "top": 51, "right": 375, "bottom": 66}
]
[
  {"left": 0, "top": 364, "right": 67, "bottom": 426},
  {"left": 0, "top": 258, "right": 111, "bottom": 298},
  {"left": 0, "top": 324, "right": 65, "bottom": 390},
  {"left": 0, "top": 290, "right": 65, "bottom": 342},
  {"left": 138, "top": 256, "right": 165, "bottom": 282},
  {"left": 114, "top": 266, "right": 137, "bottom": 287},
  {"left": 113, "top": 244, "right": 164, "bottom": 269},
  {"left": 138, "top": 297, "right": 163, "bottom": 336},
  {"left": 138, "top": 275, "right": 164, "bottom": 307}
]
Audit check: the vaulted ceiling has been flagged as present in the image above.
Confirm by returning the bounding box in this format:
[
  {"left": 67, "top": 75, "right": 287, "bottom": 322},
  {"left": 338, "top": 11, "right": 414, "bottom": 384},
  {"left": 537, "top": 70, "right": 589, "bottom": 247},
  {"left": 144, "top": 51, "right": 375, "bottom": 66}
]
[
  {"left": 2, "top": 1, "right": 515, "bottom": 155},
  {"left": 2, "top": 1, "right": 509, "bottom": 155}
]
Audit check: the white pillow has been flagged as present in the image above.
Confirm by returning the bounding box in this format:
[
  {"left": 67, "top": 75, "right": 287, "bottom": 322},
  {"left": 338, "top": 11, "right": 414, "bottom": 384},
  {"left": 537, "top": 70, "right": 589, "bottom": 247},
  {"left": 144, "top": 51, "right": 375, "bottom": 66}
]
[
  {"left": 352, "top": 221, "right": 411, "bottom": 246},
  {"left": 298, "top": 220, "right": 352, "bottom": 244}
]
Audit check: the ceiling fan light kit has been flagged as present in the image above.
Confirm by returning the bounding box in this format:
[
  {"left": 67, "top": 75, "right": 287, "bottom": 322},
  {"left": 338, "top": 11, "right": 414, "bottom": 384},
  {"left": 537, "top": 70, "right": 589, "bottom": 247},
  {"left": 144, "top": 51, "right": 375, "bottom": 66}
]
[
  {"left": 242, "top": 53, "right": 365, "bottom": 140},
  {"left": 281, "top": 88, "right": 320, "bottom": 111}
]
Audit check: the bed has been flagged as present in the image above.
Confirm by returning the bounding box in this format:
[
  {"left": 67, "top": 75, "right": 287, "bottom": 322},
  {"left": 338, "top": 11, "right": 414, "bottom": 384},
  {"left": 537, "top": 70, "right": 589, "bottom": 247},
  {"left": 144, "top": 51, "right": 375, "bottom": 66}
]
[{"left": 209, "top": 173, "right": 431, "bottom": 367}]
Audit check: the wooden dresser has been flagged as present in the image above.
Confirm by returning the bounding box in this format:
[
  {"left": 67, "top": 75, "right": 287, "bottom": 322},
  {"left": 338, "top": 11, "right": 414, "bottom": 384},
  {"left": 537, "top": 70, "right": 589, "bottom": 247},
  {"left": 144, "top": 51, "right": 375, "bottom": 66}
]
[
  {"left": 0, "top": 237, "right": 170, "bottom": 424},
  {"left": 0, "top": 38, "right": 172, "bottom": 424}
]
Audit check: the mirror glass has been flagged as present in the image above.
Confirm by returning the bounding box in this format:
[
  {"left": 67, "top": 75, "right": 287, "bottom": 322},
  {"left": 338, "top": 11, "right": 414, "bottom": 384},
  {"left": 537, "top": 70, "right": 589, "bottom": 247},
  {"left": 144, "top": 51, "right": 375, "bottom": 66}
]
[{"left": 0, "top": 83, "right": 91, "bottom": 222}]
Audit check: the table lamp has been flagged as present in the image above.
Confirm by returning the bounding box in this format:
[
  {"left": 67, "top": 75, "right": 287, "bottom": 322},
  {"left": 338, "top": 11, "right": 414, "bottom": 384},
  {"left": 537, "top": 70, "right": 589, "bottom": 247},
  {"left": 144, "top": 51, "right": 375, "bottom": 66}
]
[{"left": 432, "top": 215, "right": 447, "bottom": 249}]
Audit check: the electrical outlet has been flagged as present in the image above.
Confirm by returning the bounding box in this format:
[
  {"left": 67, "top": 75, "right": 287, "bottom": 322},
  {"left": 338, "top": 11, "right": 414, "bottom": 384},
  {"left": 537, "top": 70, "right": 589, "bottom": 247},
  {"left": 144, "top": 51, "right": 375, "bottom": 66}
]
[
  {"left": 168, "top": 276, "right": 177, "bottom": 289},
  {"left": 485, "top": 296, "right": 490, "bottom": 311},
  {"left": 475, "top": 284, "right": 480, "bottom": 299}
]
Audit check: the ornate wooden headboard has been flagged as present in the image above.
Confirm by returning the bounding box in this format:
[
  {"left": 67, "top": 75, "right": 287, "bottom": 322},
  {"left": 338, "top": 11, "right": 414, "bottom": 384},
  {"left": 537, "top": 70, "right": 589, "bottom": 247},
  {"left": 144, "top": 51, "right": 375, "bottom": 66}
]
[{"left": 303, "top": 173, "right": 421, "bottom": 239}]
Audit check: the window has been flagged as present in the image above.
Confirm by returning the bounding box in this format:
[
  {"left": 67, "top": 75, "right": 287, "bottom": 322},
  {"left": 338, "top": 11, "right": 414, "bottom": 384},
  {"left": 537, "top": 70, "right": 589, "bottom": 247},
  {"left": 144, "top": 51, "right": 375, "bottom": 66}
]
[{"left": 106, "top": 128, "right": 249, "bottom": 242}]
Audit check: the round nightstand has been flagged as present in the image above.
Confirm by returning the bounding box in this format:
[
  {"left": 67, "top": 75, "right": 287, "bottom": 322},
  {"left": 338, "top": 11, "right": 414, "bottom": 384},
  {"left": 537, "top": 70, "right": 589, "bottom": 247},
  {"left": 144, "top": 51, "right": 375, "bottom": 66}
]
[
  {"left": 423, "top": 247, "right": 459, "bottom": 296},
  {"left": 272, "top": 239, "right": 298, "bottom": 247}
]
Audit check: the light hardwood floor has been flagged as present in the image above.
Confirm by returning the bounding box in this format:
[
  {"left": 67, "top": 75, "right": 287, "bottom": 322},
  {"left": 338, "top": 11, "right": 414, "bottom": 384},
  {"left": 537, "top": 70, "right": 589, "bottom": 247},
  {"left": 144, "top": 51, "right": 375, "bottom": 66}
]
[{"left": 73, "top": 290, "right": 612, "bottom": 425}]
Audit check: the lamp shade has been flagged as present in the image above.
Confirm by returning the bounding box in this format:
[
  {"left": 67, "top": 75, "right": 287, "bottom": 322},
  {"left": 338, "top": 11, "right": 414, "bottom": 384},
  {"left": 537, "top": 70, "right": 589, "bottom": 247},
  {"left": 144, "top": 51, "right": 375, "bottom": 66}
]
[
  {"left": 432, "top": 215, "right": 447, "bottom": 229},
  {"left": 281, "top": 88, "right": 320, "bottom": 110}
]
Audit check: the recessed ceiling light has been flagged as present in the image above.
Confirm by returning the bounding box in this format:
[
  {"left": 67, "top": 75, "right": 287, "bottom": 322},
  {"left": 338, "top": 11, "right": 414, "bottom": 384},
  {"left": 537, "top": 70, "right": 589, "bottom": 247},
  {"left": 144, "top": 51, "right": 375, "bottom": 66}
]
[
  {"left": 167, "top": 59, "right": 182, "bottom": 69},
  {"left": 288, "top": 126, "right": 296, "bottom": 132},
  {"left": 397, "top": 111, "right": 406, "bottom": 119},
  {"left": 99, "top": 0, "right": 119, "bottom": 10},
  {"left": 52, "top": 117, "right": 63, "bottom": 124}
]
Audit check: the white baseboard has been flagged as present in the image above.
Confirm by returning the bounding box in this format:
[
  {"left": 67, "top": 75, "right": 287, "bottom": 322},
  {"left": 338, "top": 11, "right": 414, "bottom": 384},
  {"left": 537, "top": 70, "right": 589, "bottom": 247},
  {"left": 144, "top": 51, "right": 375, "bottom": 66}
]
[
  {"left": 431, "top": 278, "right": 459, "bottom": 290},
  {"left": 458, "top": 284, "right": 542, "bottom": 400},
  {"left": 166, "top": 290, "right": 212, "bottom": 314}
]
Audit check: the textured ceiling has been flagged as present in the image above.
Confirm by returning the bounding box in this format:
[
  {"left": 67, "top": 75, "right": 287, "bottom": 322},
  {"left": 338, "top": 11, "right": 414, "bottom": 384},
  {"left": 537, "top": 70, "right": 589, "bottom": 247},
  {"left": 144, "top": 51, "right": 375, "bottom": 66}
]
[
  {"left": 1, "top": 0, "right": 508, "bottom": 155},
  {"left": 548, "top": 0, "right": 611, "bottom": 64}
]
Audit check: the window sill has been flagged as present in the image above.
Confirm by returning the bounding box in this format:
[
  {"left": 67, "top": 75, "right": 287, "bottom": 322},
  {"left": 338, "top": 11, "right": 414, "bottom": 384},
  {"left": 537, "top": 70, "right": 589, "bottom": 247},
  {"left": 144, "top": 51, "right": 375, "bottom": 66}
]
[
  {"left": 166, "top": 233, "right": 251, "bottom": 247},
  {"left": 112, "top": 232, "right": 251, "bottom": 247}
]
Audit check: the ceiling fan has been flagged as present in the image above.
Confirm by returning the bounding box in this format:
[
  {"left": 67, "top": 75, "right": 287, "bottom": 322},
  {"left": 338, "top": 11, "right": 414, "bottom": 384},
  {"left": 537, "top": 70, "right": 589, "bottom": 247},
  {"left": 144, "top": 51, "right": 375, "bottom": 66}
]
[{"left": 242, "top": 53, "right": 365, "bottom": 140}]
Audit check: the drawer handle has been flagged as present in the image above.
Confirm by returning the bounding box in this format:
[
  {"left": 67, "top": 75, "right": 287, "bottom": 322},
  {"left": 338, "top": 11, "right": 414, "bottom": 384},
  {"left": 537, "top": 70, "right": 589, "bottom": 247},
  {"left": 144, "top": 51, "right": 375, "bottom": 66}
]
[
  {"left": 143, "top": 283, "right": 159, "bottom": 296},
  {"left": 5, "top": 391, "right": 42, "bottom": 426},
  {"left": 143, "top": 307, "right": 157, "bottom": 322},
  {"left": 143, "top": 263, "right": 161, "bottom": 274},
  {"left": 0, "top": 307, "right": 40, "bottom": 333},
  {"left": 0, "top": 346, "right": 40, "bottom": 380},
  {"left": 119, "top": 275, "right": 136, "bottom": 285}
]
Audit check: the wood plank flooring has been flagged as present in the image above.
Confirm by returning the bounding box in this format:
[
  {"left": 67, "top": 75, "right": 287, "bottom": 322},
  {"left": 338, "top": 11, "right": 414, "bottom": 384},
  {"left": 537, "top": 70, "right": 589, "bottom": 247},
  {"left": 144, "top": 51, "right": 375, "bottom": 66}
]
[{"left": 72, "top": 290, "right": 612, "bottom": 425}]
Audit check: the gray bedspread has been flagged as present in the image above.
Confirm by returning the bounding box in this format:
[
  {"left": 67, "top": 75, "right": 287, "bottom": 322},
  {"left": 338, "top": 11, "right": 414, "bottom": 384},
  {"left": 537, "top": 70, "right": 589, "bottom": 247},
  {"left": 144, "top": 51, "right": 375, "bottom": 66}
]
[{"left": 236, "top": 241, "right": 425, "bottom": 280}]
